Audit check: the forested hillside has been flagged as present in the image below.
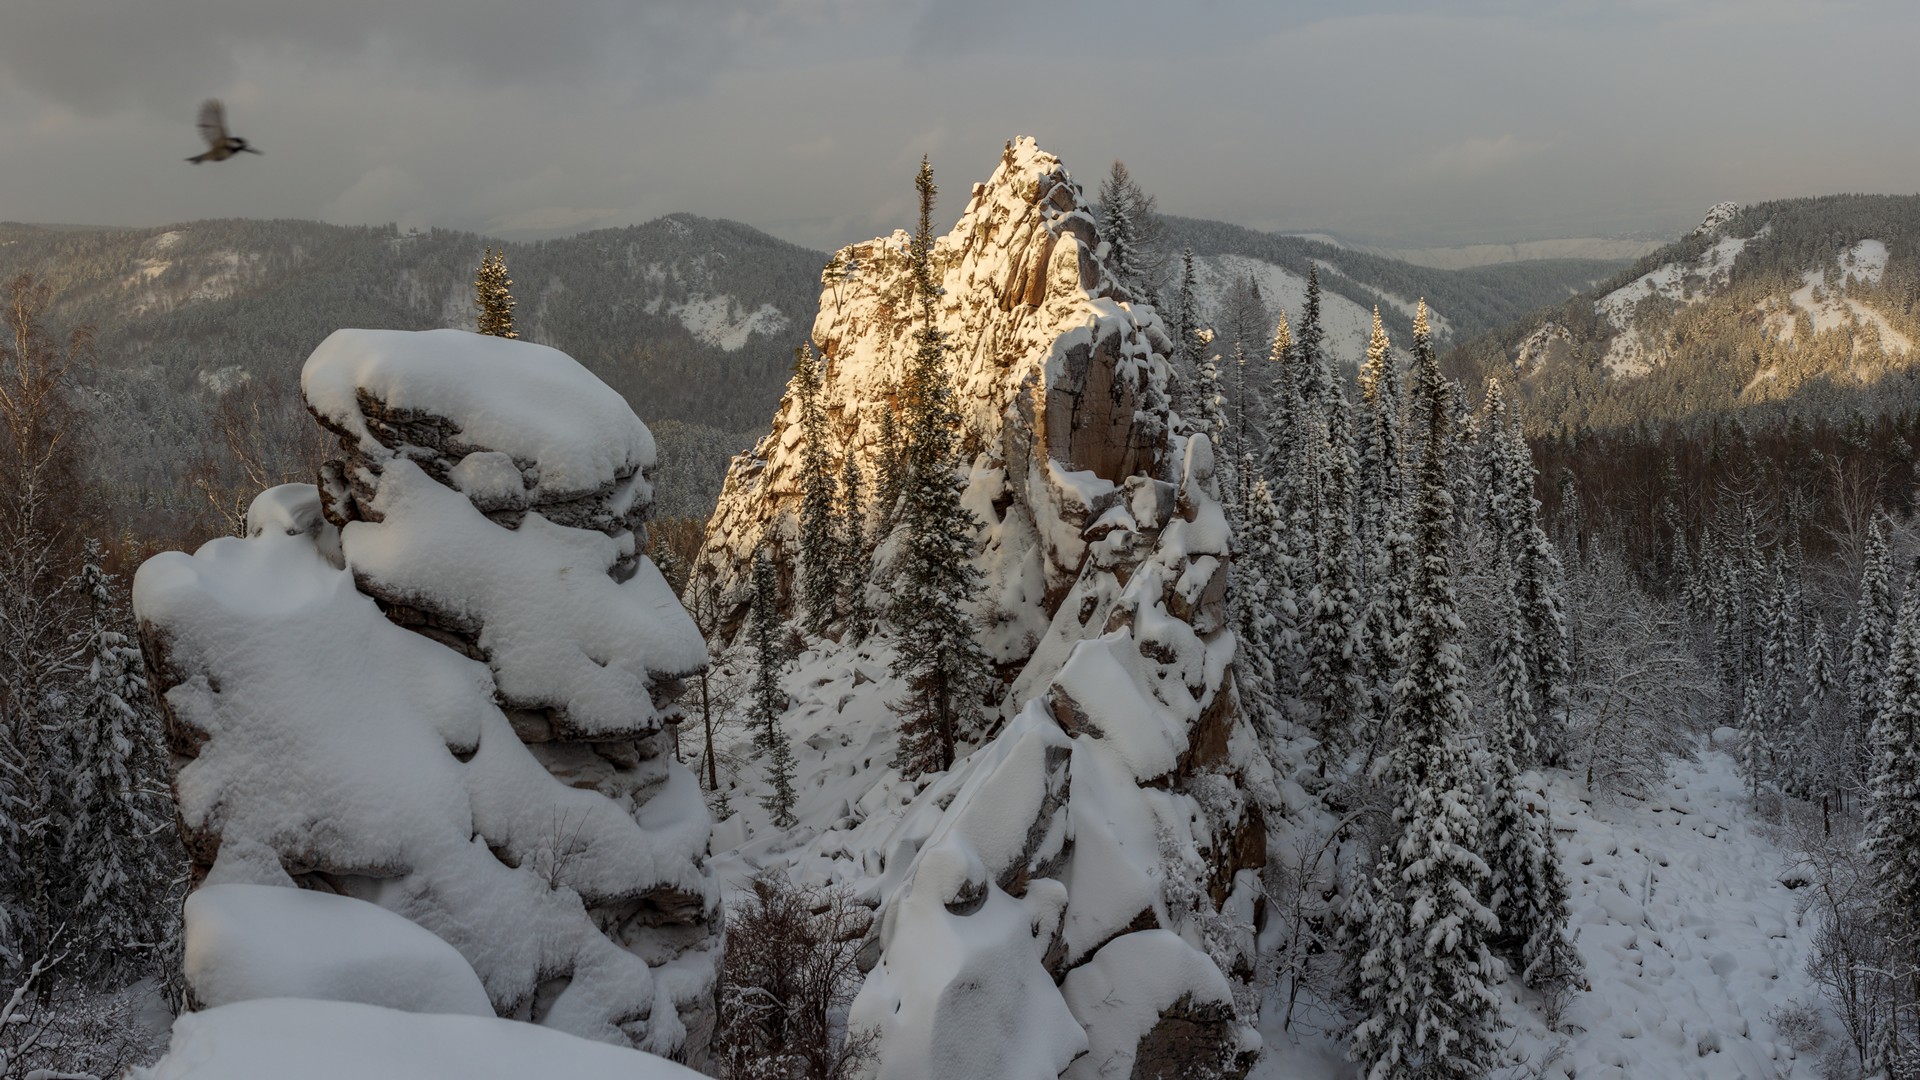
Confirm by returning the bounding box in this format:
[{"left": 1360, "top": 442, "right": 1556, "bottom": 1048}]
[
  {"left": 1449, "top": 195, "right": 1920, "bottom": 436},
  {"left": 0, "top": 215, "right": 823, "bottom": 538}
]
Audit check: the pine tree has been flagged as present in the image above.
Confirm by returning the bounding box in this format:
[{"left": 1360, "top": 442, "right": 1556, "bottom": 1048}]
[
  {"left": 1257, "top": 309, "right": 1293, "bottom": 482},
  {"left": 1805, "top": 616, "right": 1838, "bottom": 706},
  {"left": 875, "top": 382, "right": 905, "bottom": 535},
  {"left": 1173, "top": 248, "right": 1201, "bottom": 371},
  {"left": 1294, "top": 267, "right": 1331, "bottom": 410},
  {"left": 1098, "top": 161, "right": 1139, "bottom": 294},
  {"left": 1484, "top": 579, "right": 1583, "bottom": 996},
  {"left": 888, "top": 158, "right": 991, "bottom": 778},
  {"left": 793, "top": 344, "right": 839, "bottom": 637},
  {"left": 1234, "top": 477, "right": 1292, "bottom": 736},
  {"left": 1194, "top": 351, "right": 1228, "bottom": 444},
  {"left": 57, "top": 540, "right": 176, "bottom": 982},
  {"left": 1348, "top": 298, "right": 1502, "bottom": 1080},
  {"left": 1306, "top": 386, "right": 1366, "bottom": 760},
  {"left": 1357, "top": 311, "right": 1410, "bottom": 756},
  {"left": 1851, "top": 513, "right": 1898, "bottom": 779},
  {"left": 835, "top": 454, "right": 873, "bottom": 640},
  {"left": 749, "top": 553, "right": 797, "bottom": 828},
  {"left": 1863, "top": 578, "right": 1920, "bottom": 983},
  {"left": 475, "top": 247, "right": 518, "bottom": 339},
  {"left": 1758, "top": 562, "right": 1800, "bottom": 791},
  {"left": 1500, "top": 406, "right": 1572, "bottom": 767}
]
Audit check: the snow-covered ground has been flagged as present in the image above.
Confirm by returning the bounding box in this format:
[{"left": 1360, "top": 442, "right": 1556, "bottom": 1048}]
[
  {"left": 1252, "top": 735, "right": 1826, "bottom": 1080},
  {"left": 135, "top": 999, "right": 706, "bottom": 1080},
  {"left": 702, "top": 646, "right": 1832, "bottom": 1080}
]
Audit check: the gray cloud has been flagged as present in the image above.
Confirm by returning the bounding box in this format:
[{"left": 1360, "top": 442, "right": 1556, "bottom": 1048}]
[{"left": 1, "top": 0, "right": 1915, "bottom": 251}]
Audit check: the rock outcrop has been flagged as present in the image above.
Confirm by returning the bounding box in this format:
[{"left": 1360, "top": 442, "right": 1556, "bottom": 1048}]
[
  {"left": 697, "top": 137, "right": 1173, "bottom": 653},
  {"left": 699, "top": 138, "right": 1270, "bottom": 1078},
  {"left": 136, "top": 330, "right": 719, "bottom": 1062}
]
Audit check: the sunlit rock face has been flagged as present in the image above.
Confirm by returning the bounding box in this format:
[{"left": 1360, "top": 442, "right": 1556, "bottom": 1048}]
[{"left": 697, "top": 138, "right": 1269, "bottom": 1079}]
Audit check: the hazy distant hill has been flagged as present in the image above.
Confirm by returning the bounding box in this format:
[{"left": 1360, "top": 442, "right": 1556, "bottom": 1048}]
[
  {"left": 0, "top": 215, "right": 825, "bottom": 525},
  {"left": 1445, "top": 195, "right": 1920, "bottom": 435},
  {"left": 1157, "top": 214, "right": 1627, "bottom": 357}
]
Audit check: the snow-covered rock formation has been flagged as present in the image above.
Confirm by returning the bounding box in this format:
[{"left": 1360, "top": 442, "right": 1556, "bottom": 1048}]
[
  {"left": 135, "top": 330, "right": 718, "bottom": 1061},
  {"left": 697, "top": 138, "right": 1269, "bottom": 1078}
]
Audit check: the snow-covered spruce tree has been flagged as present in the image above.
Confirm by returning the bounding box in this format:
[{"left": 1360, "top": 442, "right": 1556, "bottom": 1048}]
[
  {"left": 1234, "top": 476, "right": 1291, "bottom": 737},
  {"left": 1251, "top": 308, "right": 1290, "bottom": 475},
  {"left": 1096, "top": 160, "right": 1162, "bottom": 298},
  {"left": 1294, "top": 267, "right": 1332, "bottom": 410},
  {"left": 1805, "top": 616, "right": 1838, "bottom": 706},
  {"left": 1863, "top": 578, "right": 1920, "bottom": 1017},
  {"left": 1306, "top": 388, "right": 1367, "bottom": 760},
  {"left": 1498, "top": 404, "right": 1572, "bottom": 768},
  {"left": 1348, "top": 299, "right": 1502, "bottom": 1080},
  {"left": 1850, "top": 512, "right": 1898, "bottom": 783},
  {"left": 474, "top": 247, "right": 517, "bottom": 339},
  {"left": 887, "top": 157, "right": 991, "bottom": 779},
  {"left": 1758, "top": 562, "right": 1802, "bottom": 793},
  {"left": 794, "top": 343, "right": 840, "bottom": 637},
  {"left": 874, "top": 382, "right": 905, "bottom": 535},
  {"left": 1096, "top": 161, "right": 1139, "bottom": 295},
  {"left": 1194, "top": 350, "right": 1228, "bottom": 445},
  {"left": 835, "top": 454, "right": 873, "bottom": 640},
  {"left": 749, "top": 551, "right": 797, "bottom": 828},
  {"left": 1357, "top": 308, "right": 1404, "bottom": 535},
  {"left": 1357, "top": 310, "right": 1410, "bottom": 758},
  {"left": 1484, "top": 577, "right": 1583, "bottom": 999},
  {"left": 56, "top": 540, "right": 177, "bottom": 983},
  {"left": 1173, "top": 248, "right": 1201, "bottom": 370},
  {"left": 1227, "top": 343, "right": 1253, "bottom": 479}
]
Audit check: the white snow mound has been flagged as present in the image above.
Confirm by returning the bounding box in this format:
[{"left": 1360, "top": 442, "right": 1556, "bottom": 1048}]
[
  {"left": 134, "top": 997, "right": 707, "bottom": 1080},
  {"left": 303, "top": 328, "right": 655, "bottom": 498},
  {"left": 183, "top": 884, "right": 493, "bottom": 1017}
]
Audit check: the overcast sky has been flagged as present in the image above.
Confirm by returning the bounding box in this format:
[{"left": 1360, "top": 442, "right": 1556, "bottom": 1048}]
[{"left": 2, "top": 0, "right": 1915, "bottom": 252}]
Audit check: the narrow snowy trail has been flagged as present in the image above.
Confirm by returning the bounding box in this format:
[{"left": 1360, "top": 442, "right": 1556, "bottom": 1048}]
[
  {"left": 1541, "top": 740, "right": 1822, "bottom": 1079},
  {"left": 1255, "top": 739, "right": 1826, "bottom": 1080}
]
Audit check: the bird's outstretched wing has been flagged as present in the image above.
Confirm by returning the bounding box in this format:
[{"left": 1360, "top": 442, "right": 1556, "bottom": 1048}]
[{"left": 198, "top": 100, "right": 229, "bottom": 149}]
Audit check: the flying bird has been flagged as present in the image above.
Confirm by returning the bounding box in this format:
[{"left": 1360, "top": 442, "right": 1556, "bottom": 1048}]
[{"left": 186, "top": 100, "right": 261, "bottom": 163}]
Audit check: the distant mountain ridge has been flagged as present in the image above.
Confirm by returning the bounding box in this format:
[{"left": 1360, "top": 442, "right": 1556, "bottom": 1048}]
[
  {"left": 1446, "top": 194, "right": 1920, "bottom": 434},
  {"left": 1157, "top": 214, "right": 1627, "bottom": 362},
  {"left": 0, "top": 207, "right": 1634, "bottom": 537}
]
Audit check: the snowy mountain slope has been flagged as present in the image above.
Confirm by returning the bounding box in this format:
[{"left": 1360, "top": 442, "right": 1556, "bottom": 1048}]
[
  {"left": 1450, "top": 194, "right": 1920, "bottom": 433},
  {"left": 1158, "top": 215, "right": 1628, "bottom": 352},
  {"left": 1334, "top": 235, "right": 1664, "bottom": 271}
]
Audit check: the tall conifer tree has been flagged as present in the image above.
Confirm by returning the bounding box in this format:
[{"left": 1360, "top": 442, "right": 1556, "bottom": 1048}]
[
  {"left": 1349, "top": 299, "right": 1501, "bottom": 1080},
  {"left": 793, "top": 344, "right": 839, "bottom": 636},
  {"left": 888, "top": 158, "right": 990, "bottom": 778},
  {"left": 836, "top": 454, "right": 873, "bottom": 639},
  {"left": 1851, "top": 513, "right": 1899, "bottom": 778},
  {"left": 748, "top": 552, "right": 797, "bottom": 827},
  {"left": 475, "top": 248, "right": 518, "bottom": 339}
]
